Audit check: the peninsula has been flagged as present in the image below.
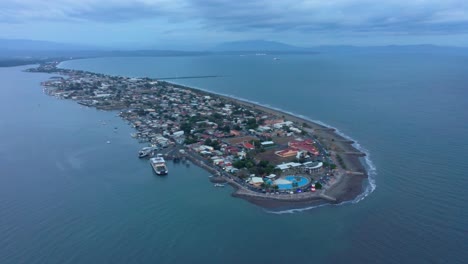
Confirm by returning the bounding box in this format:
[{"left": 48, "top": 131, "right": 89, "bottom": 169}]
[{"left": 27, "top": 61, "right": 369, "bottom": 209}]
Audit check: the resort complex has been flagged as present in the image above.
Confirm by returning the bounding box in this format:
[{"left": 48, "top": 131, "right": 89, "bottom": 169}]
[{"left": 28, "top": 62, "right": 368, "bottom": 207}]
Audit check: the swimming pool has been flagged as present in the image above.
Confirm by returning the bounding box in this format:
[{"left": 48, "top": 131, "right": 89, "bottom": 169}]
[{"left": 274, "top": 176, "right": 310, "bottom": 190}]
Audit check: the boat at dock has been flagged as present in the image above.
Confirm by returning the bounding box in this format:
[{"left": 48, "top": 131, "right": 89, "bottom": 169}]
[
  {"left": 138, "top": 147, "right": 157, "bottom": 158},
  {"left": 150, "top": 155, "right": 168, "bottom": 175},
  {"left": 214, "top": 183, "right": 225, "bottom": 187}
]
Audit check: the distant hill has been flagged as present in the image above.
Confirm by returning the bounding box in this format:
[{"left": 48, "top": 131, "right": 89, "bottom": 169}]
[
  {"left": 212, "top": 40, "right": 312, "bottom": 52},
  {"left": 0, "top": 39, "right": 98, "bottom": 51},
  {"left": 212, "top": 41, "right": 468, "bottom": 54},
  {"left": 0, "top": 38, "right": 210, "bottom": 58},
  {"left": 1, "top": 38, "right": 467, "bottom": 63},
  {"left": 311, "top": 44, "right": 468, "bottom": 54}
]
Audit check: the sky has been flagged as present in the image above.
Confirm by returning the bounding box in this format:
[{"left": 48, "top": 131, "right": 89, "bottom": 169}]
[{"left": 1, "top": 0, "right": 468, "bottom": 49}]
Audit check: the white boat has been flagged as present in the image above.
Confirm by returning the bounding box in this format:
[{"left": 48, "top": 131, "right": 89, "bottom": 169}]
[
  {"left": 150, "top": 155, "right": 168, "bottom": 175},
  {"left": 138, "top": 147, "right": 156, "bottom": 158},
  {"left": 214, "top": 183, "right": 225, "bottom": 187}
]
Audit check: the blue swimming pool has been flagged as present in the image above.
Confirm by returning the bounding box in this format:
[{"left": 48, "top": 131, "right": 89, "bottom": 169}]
[{"left": 275, "top": 176, "right": 310, "bottom": 190}]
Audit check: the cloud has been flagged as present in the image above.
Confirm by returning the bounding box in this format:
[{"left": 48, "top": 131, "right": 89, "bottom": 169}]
[
  {"left": 0, "top": 0, "right": 186, "bottom": 22},
  {"left": 1, "top": 0, "right": 468, "bottom": 35}
]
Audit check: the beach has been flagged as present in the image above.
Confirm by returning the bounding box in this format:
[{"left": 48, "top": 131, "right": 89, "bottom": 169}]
[
  {"left": 4, "top": 53, "right": 466, "bottom": 264},
  {"left": 167, "top": 82, "right": 370, "bottom": 208},
  {"left": 28, "top": 62, "right": 370, "bottom": 210}
]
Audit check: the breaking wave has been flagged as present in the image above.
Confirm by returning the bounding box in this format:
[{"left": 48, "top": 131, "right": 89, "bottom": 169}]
[
  {"left": 52, "top": 65, "right": 377, "bottom": 213},
  {"left": 166, "top": 81, "right": 377, "bottom": 214}
]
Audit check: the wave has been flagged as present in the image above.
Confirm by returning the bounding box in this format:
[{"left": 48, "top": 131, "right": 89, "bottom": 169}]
[
  {"left": 267, "top": 203, "right": 329, "bottom": 214},
  {"left": 166, "top": 80, "right": 377, "bottom": 214},
  {"left": 56, "top": 65, "right": 377, "bottom": 213}
]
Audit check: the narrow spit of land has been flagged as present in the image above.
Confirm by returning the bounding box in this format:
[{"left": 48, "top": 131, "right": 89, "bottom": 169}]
[{"left": 27, "top": 61, "right": 369, "bottom": 209}]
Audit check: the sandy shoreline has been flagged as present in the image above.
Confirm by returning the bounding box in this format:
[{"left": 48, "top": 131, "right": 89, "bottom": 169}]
[
  {"left": 167, "top": 81, "right": 370, "bottom": 209},
  {"left": 42, "top": 62, "right": 371, "bottom": 210}
]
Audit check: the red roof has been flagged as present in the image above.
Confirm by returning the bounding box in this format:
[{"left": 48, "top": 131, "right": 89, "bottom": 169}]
[
  {"left": 275, "top": 148, "right": 298, "bottom": 157},
  {"left": 289, "top": 140, "right": 319, "bottom": 155},
  {"left": 243, "top": 142, "right": 255, "bottom": 149},
  {"left": 230, "top": 130, "right": 241, "bottom": 136},
  {"left": 226, "top": 146, "right": 240, "bottom": 153}
]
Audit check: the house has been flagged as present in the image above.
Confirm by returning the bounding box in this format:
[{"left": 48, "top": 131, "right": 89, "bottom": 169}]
[
  {"left": 260, "top": 141, "right": 275, "bottom": 147},
  {"left": 172, "top": 130, "right": 184, "bottom": 138},
  {"left": 276, "top": 162, "right": 303, "bottom": 171},
  {"left": 230, "top": 130, "right": 241, "bottom": 136},
  {"left": 257, "top": 126, "right": 272, "bottom": 132},
  {"left": 249, "top": 177, "right": 264, "bottom": 186},
  {"left": 198, "top": 145, "right": 214, "bottom": 152},
  {"left": 225, "top": 146, "right": 240, "bottom": 155},
  {"left": 289, "top": 139, "right": 319, "bottom": 155},
  {"left": 243, "top": 141, "right": 255, "bottom": 150}
]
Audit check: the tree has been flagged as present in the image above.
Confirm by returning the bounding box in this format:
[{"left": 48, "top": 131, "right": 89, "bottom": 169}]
[
  {"left": 245, "top": 118, "right": 258, "bottom": 130},
  {"left": 221, "top": 125, "right": 231, "bottom": 133},
  {"left": 233, "top": 160, "right": 246, "bottom": 169},
  {"left": 211, "top": 140, "right": 221, "bottom": 150},
  {"left": 251, "top": 140, "right": 262, "bottom": 148},
  {"left": 211, "top": 112, "right": 223, "bottom": 120},
  {"left": 258, "top": 160, "right": 268, "bottom": 167},
  {"left": 265, "top": 165, "right": 275, "bottom": 175},
  {"left": 184, "top": 137, "right": 198, "bottom": 145},
  {"left": 180, "top": 122, "right": 193, "bottom": 135}
]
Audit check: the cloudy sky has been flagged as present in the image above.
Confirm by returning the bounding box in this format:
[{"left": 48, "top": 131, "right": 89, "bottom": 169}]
[{"left": 1, "top": 0, "right": 468, "bottom": 49}]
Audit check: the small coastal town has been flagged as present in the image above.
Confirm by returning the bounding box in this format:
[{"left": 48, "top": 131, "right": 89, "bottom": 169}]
[{"left": 28, "top": 62, "right": 367, "bottom": 206}]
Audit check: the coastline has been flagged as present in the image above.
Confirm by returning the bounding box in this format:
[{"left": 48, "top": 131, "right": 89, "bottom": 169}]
[
  {"left": 161, "top": 81, "right": 372, "bottom": 208},
  {"left": 41, "top": 61, "right": 374, "bottom": 210}
]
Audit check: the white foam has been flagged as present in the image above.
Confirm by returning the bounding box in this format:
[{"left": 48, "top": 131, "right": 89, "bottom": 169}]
[
  {"left": 52, "top": 66, "right": 377, "bottom": 213},
  {"left": 267, "top": 203, "right": 329, "bottom": 214},
  {"left": 166, "top": 80, "right": 377, "bottom": 213}
]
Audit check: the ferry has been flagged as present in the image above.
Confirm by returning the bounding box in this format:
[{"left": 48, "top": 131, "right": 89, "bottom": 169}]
[{"left": 150, "top": 155, "right": 168, "bottom": 175}]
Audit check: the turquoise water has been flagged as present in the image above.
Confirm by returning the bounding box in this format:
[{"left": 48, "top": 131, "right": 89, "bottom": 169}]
[
  {"left": 276, "top": 176, "right": 309, "bottom": 190},
  {"left": 1, "top": 51, "right": 468, "bottom": 263}
]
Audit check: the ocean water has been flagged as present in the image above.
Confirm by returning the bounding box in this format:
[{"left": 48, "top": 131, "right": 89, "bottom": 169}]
[{"left": 1, "top": 51, "right": 467, "bottom": 263}]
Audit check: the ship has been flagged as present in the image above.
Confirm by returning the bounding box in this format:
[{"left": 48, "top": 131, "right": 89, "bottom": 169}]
[
  {"left": 138, "top": 147, "right": 156, "bottom": 158},
  {"left": 150, "top": 154, "right": 168, "bottom": 175}
]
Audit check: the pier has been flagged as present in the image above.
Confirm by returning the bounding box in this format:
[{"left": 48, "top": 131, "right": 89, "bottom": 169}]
[{"left": 156, "top": 75, "right": 223, "bottom": 80}]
